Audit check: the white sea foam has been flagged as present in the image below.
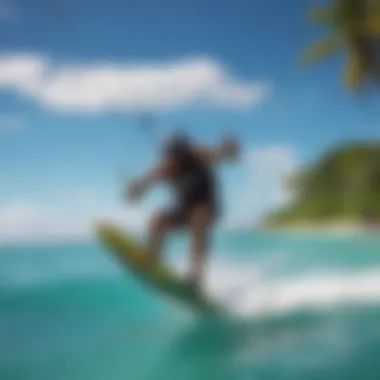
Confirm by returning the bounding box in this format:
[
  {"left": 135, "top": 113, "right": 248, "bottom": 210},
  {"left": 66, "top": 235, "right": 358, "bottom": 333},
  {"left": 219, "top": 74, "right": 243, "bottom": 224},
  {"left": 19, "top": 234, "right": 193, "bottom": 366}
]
[
  {"left": 2, "top": 247, "right": 380, "bottom": 318},
  {"left": 200, "top": 260, "right": 380, "bottom": 316}
]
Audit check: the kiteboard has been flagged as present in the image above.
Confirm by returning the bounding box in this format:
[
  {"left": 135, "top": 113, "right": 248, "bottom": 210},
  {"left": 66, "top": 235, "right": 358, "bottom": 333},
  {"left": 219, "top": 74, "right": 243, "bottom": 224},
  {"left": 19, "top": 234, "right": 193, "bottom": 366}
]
[{"left": 94, "top": 221, "right": 221, "bottom": 315}]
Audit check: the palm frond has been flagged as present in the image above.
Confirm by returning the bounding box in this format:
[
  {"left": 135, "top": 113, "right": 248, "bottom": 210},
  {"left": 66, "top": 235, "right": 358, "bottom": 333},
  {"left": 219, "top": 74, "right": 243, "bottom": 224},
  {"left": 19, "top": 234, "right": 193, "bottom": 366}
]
[
  {"left": 307, "top": 5, "right": 335, "bottom": 24},
  {"left": 344, "top": 48, "right": 366, "bottom": 90},
  {"left": 333, "top": 0, "right": 367, "bottom": 29},
  {"left": 362, "top": 13, "right": 380, "bottom": 35},
  {"left": 301, "top": 35, "right": 343, "bottom": 65}
]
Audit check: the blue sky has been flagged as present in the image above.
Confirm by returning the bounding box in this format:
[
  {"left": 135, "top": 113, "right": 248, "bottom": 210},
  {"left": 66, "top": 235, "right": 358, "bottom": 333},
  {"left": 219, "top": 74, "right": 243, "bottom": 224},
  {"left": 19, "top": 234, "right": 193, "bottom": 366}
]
[{"left": 0, "top": 0, "right": 379, "bottom": 240}]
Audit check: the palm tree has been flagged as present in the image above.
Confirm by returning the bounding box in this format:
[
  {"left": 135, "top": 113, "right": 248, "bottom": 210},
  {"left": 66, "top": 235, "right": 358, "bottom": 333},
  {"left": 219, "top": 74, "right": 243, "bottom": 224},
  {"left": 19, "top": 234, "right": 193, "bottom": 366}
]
[{"left": 301, "top": 0, "right": 380, "bottom": 90}]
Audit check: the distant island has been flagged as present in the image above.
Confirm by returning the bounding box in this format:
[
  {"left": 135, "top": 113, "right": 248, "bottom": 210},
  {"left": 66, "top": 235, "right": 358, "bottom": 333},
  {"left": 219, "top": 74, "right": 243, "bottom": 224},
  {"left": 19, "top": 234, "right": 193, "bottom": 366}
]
[{"left": 261, "top": 141, "right": 380, "bottom": 231}]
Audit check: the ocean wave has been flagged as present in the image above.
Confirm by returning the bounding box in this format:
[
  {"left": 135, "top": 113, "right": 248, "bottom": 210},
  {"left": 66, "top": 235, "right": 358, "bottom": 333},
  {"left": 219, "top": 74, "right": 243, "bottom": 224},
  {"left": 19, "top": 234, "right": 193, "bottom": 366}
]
[
  {"left": 200, "top": 259, "right": 380, "bottom": 317},
  {"left": 2, "top": 246, "right": 380, "bottom": 319}
]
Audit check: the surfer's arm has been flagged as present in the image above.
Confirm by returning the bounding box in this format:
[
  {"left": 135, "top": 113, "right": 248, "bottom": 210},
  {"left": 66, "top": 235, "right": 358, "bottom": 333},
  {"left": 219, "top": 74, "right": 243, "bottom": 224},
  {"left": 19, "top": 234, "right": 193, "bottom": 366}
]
[
  {"left": 126, "top": 160, "right": 174, "bottom": 201},
  {"left": 193, "top": 136, "right": 240, "bottom": 165},
  {"left": 139, "top": 161, "right": 173, "bottom": 186}
]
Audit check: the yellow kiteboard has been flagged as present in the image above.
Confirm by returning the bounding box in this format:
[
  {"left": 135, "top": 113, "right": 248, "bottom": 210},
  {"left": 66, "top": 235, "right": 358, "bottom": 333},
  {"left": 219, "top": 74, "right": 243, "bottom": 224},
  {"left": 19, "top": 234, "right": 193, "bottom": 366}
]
[{"left": 94, "top": 221, "right": 221, "bottom": 315}]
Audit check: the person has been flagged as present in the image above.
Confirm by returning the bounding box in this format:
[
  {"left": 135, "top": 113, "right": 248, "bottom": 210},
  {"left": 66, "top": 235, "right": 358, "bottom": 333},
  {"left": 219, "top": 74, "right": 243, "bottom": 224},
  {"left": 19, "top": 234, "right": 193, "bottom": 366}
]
[{"left": 126, "top": 131, "right": 240, "bottom": 290}]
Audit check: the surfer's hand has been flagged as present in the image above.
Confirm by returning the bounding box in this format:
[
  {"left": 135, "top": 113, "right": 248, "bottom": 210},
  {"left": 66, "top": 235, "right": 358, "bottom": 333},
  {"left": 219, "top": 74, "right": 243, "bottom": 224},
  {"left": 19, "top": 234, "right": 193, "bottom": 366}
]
[
  {"left": 126, "top": 180, "right": 144, "bottom": 201},
  {"left": 221, "top": 136, "right": 239, "bottom": 158}
]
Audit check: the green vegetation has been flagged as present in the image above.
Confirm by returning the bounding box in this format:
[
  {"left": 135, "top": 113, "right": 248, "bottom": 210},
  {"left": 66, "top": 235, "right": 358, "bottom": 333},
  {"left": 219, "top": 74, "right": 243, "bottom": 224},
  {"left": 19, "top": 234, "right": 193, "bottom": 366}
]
[
  {"left": 301, "top": 0, "right": 380, "bottom": 91},
  {"left": 262, "top": 142, "right": 380, "bottom": 227}
]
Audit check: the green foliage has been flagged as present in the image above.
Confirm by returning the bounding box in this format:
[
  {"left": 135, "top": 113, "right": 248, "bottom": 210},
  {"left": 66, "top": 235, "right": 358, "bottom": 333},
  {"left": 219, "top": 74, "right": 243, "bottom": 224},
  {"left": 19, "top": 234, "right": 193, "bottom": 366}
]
[
  {"left": 262, "top": 142, "right": 380, "bottom": 226},
  {"left": 301, "top": 0, "right": 380, "bottom": 90},
  {"left": 301, "top": 35, "right": 343, "bottom": 65}
]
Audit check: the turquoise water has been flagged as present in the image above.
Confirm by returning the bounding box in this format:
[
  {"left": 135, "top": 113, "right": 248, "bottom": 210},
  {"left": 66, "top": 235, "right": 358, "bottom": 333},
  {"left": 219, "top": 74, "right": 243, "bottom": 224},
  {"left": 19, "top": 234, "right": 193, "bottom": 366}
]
[{"left": 1, "top": 230, "right": 380, "bottom": 380}]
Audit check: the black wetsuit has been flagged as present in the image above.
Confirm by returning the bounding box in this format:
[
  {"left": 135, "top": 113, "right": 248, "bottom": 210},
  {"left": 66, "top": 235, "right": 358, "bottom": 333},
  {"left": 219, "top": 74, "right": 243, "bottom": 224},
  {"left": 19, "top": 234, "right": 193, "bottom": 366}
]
[{"left": 168, "top": 151, "right": 219, "bottom": 225}]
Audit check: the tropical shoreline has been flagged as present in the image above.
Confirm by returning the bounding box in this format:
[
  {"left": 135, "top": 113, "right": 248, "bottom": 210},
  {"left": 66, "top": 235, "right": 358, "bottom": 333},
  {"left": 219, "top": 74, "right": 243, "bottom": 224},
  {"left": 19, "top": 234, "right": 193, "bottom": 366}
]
[{"left": 259, "top": 219, "right": 380, "bottom": 235}]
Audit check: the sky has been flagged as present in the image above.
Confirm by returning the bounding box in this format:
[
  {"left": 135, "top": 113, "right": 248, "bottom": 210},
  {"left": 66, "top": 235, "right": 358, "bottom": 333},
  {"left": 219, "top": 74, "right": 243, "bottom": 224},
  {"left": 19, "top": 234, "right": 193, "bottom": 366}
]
[{"left": 0, "top": 0, "right": 379, "bottom": 241}]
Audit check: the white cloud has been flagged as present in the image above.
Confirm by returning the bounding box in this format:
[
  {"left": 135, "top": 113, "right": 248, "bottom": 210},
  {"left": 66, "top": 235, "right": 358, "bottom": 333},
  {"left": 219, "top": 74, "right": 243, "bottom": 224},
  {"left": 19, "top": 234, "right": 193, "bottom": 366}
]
[
  {"left": 0, "top": 114, "right": 25, "bottom": 133},
  {"left": 0, "top": 146, "right": 297, "bottom": 241},
  {"left": 0, "top": 54, "right": 269, "bottom": 112},
  {"left": 224, "top": 145, "right": 297, "bottom": 228},
  {"left": 0, "top": 198, "right": 151, "bottom": 243},
  {"left": 245, "top": 145, "right": 297, "bottom": 205}
]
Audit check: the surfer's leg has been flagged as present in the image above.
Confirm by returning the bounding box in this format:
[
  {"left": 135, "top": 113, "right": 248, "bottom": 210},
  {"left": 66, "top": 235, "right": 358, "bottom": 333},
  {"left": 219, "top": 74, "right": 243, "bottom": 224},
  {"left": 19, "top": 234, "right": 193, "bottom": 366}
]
[
  {"left": 146, "top": 211, "right": 172, "bottom": 264},
  {"left": 188, "top": 204, "right": 213, "bottom": 288},
  {"left": 146, "top": 209, "right": 184, "bottom": 265}
]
